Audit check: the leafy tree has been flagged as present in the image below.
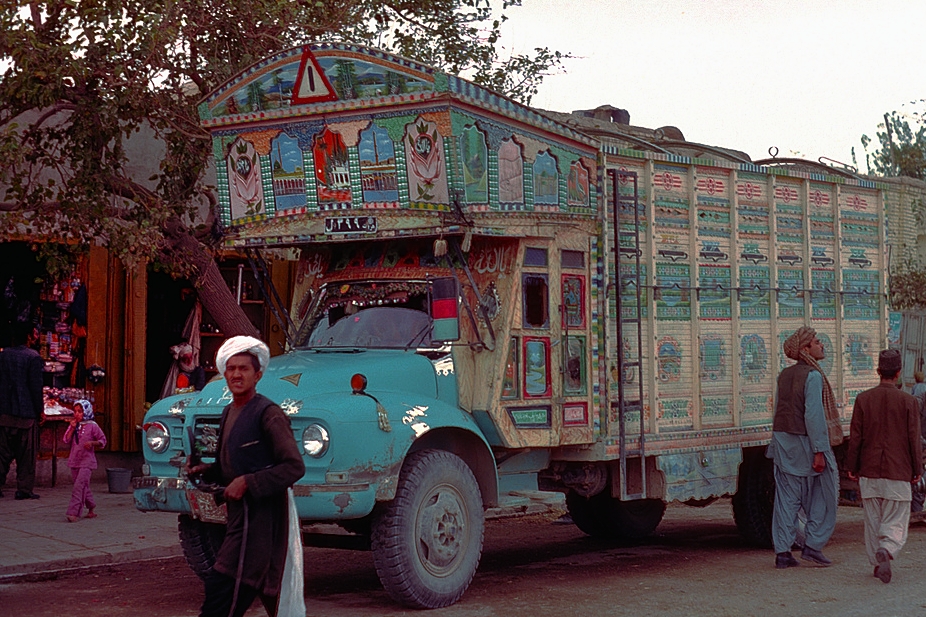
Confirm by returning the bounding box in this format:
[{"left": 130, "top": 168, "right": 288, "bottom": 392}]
[
  {"left": 858, "top": 105, "right": 926, "bottom": 308},
  {"left": 858, "top": 107, "right": 926, "bottom": 179},
  {"left": 0, "top": 0, "right": 567, "bottom": 336}
]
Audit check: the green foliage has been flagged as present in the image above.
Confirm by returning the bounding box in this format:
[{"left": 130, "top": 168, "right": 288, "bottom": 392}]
[
  {"left": 857, "top": 105, "right": 926, "bottom": 308},
  {"left": 859, "top": 106, "right": 926, "bottom": 179},
  {"left": 0, "top": 0, "right": 565, "bottom": 276},
  {"left": 890, "top": 257, "right": 926, "bottom": 309}
]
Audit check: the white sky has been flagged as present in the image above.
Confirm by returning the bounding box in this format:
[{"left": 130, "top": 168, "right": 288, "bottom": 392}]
[{"left": 499, "top": 0, "right": 926, "bottom": 172}]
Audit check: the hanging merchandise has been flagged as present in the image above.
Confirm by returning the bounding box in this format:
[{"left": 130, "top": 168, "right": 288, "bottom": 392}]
[{"left": 35, "top": 270, "right": 87, "bottom": 389}]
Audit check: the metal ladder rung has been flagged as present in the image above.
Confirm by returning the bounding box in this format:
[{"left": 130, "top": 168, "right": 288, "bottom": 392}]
[{"left": 609, "top": 168, "right": 647, "bottom": 501}]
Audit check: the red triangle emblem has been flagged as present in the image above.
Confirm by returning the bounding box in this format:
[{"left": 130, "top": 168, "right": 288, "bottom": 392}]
[{"left": 291, "top": 47, "right": 338, "bottom": 105}]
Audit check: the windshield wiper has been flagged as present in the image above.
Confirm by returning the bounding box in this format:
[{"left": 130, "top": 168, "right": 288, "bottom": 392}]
[
  {"left": 311, "top": 347, "right": 368, "bottom": 354},
  {"left": 403, "top": 324, "right": 430, "bottom": 351}
]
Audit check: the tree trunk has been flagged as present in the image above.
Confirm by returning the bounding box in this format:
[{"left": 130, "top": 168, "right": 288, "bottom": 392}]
[
  {"left": 196, "top": 257, "right": 260, "bottom": 339},
  {"left": 164, "top": 219, "right": 259, "bottom": 339}
]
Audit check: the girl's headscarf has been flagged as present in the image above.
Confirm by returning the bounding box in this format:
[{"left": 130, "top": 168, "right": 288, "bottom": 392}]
[{"left": 74, "top": 399, "right": 94, "bottom": 421}]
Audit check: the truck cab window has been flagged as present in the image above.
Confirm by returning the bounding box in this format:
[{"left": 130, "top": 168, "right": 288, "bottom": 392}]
[
  {"left": 522, "top": 274, "right": 549, "bottom": 328},
  {"left": 297, "top": 281, "right": 436, "bottom": 349}
]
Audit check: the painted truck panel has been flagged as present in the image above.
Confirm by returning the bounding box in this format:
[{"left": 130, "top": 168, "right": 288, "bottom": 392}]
[{"left": 603, "top": 154, "right": 887, "bottom": 461}]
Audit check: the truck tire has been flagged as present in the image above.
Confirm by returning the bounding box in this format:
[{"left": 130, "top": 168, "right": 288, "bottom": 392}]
[
  {"left": 566, "top": 490, "right": 665, "bottom": 541},
  {"left": 732, "top": 450, "right": 774, "bottom": 548},
  {"left": 178, "top": 514, "right": 226, "bottom": 579},
  {"left": 565, "top": 490, "right": 608, "bottom": 537},
  {"left": 371, "top": 449, "right": 485, "bottom": 609},
  {"left": 610, "top": 498, "right": 666, "bottom": 540}
]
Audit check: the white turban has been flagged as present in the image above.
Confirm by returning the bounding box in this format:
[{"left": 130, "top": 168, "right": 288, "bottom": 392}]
[
  {"left": 170, "top": 342, "right": 193, "bottom": 360},
  {"left": 216, "top": 336, "right": 270, "bottom": 374}
]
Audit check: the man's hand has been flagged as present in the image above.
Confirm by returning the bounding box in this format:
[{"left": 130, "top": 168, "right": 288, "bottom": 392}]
[
  {"left": 847, "top": 471, "right": 858, "bottom": 481},
  {"left": 83, "top": 441, "right": 96, "bottom": 450},
  {"left": 914, "top": 475, "right": 922, "bottom": 485},
  {"left": 185, "top": 457, "right": 210, "bottom": 478},
  {"left": 812, "top": 452, "right": 825, "bottom": 473},
  {"left": 224, "top": 476, "right": 247, "bottom": 501}
]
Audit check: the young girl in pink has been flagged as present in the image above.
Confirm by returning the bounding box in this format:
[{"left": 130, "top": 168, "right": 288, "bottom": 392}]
[{"left": 63, "top": 399, "right": 106, "bottom": 522}]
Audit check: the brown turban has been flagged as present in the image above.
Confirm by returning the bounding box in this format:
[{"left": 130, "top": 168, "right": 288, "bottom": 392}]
[{"left": 783, "top": 326, "right": 816, "bottom": 360}]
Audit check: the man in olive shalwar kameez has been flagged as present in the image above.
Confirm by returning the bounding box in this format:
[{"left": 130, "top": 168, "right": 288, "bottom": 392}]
[
  {"left": 191, "top": 336, "right": 305, "bottom": 617},
  {"left": 767, "top": 326, "right": 843, "bottom": 569}
]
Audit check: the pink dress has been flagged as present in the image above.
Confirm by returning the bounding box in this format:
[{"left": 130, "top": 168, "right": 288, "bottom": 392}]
[{"left": 62, "top": 420, "right": 106, "bottom": 518}]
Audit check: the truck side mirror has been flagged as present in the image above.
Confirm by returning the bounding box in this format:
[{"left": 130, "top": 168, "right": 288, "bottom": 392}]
[{"left": 429, "top": 277, "right": 460, "bottom": 342}]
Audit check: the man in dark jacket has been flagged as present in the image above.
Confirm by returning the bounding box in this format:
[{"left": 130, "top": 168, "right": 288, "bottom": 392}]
[
  {"left": 846, "top": 349, "right": 923, "bottom": 584},
  {"left": 0, "top": 321, "right": 44, "bottom": 499},
  {"left": 190, "top": 335, "right": 305, "bottom": 616}
]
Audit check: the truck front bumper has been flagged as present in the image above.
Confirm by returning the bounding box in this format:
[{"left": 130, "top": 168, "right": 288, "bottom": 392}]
[{"left": 133, "top": 476, "right": 380, "bottom": 523}]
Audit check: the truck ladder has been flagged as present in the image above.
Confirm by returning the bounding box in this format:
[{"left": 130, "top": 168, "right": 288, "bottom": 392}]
[{"left": 609, "top": 169, "right": 647, "bottom": 500}]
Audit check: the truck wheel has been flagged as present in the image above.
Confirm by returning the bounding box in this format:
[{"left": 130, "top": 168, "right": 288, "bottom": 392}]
[
  {"left": 178, "top": 514, "right": 226, "bottom": 579},
  {"left": 371, "top": 449, "right": 485, "bottom": 609},
  {"left": 609, "top": 498, "right": 666, "bottom": 540},
  {"left": 565, "top": 490, "right": 608, "bottom": 537},
  {"left": 732, "top": 450, "right": 774, "bottom": 548},
  {"left": 566, "top": 490, "right": 665, "bottom": 540}
]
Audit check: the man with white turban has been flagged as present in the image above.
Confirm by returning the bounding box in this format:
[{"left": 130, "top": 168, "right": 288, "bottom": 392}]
[
  {"left": 189, "top": 336, "right": 305, "bottom": 617},
  {"left": 768, "top": 326, "right": 842, "bottom": 569}
]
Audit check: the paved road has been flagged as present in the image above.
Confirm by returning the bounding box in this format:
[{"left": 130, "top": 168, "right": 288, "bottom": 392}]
[{"left": 3, "top": 496, "right": 926, "bottom": 616}]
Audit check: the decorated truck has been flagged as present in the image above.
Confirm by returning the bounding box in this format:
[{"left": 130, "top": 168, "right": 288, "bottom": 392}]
[{"left": 135, "top": 43, "right": 898, "bottom": 608}]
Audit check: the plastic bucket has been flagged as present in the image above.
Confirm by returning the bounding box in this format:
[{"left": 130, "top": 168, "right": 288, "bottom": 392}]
[{"left": 106, "top": 468, "right": 133, "bottom": 493}]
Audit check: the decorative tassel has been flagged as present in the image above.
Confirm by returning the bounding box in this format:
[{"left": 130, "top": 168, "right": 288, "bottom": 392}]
[
  {"left": 433, "top": 237, "right": 447, "bottom": 257},
  {"left": 461, "top": 231, "right": 472, "bottom": 253}
]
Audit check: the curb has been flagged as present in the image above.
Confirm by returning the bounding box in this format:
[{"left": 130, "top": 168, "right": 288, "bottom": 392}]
[{"left": 0, "top": 545, "right": 184, "bottom": 581}]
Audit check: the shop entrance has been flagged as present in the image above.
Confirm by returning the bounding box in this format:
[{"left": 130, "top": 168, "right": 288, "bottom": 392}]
[
  {"left": 0, "top": 242, "right": 45, "bottom": 348},
  {"left": 145, "top": 271, "right": 197, "bottom": 404}
]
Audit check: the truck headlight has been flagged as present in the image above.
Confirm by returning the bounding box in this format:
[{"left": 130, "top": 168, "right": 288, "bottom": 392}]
[
  {"left": 143, "top": 422, "right": 170, "bottom": 453},
  {"left": 302, "top": 424, "right": 329, "bottom": 457}
]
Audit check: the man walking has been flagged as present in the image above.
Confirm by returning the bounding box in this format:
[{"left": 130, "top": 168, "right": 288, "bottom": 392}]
[
  {"left": 846, "top": 349, "right": 922, "bottom": 584},
  {"left": 0, "top": 321, "right": 44, "bottom": 500},
  {"left": 189, "top": 335, "right": 305, "bottom": 616},
  {"left": 768, "top": 326, "right": 843, "bottom": 568}
]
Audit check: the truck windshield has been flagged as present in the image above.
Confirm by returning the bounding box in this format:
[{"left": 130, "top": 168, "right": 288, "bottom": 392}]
[{"left": 296, "top": 281, "right": 435, "bottom": 350}]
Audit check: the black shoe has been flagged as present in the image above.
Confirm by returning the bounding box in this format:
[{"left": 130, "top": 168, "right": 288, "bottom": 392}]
[
  {"left": 875, "top": 548, "right": 892, "bottom": 583},
  {"left": 775, "top": 552, "right": 800, "bottom": 569},
  {"left": 14, "top": 490, "right": 40, "bottom": 500},
  {"left": 801, "top": 546, "right": 832, "bottom": 566}
]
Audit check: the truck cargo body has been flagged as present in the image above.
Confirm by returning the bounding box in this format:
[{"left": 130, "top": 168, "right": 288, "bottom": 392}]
[{"left": 134, "top": 42, "right": 898, "bottom": 608}]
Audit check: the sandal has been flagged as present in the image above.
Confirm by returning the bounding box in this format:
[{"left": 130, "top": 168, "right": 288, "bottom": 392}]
[
  {"left": 66, "top": 515, "right": 79, "bottom": 523},
  {"left": 85, "top": 511, "right": 97, "bottom": 519}
]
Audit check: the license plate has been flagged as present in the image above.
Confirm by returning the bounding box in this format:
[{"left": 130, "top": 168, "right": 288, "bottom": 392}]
[
  {"left": 325, "top": 216, "right": 377, "bottom": 234},
  {"left": 188, "top": 489, "right": 228, "bottom": 524}
]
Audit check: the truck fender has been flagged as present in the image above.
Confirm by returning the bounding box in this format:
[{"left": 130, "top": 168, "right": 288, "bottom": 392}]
[{"left": 369, "top": 396, "right": 499, "bottom": 508}]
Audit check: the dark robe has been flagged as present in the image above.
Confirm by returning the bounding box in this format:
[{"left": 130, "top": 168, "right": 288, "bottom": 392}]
[{"left": 207, "top": 393, "right": 305, "bottom": 596}]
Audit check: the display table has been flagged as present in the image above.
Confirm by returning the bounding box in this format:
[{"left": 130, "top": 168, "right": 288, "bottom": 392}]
[{"left": 39, "top": 415, "right": 72, "bottom": 487}]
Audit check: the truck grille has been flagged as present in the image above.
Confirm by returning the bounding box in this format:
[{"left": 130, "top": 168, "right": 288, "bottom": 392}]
[{"left": 193, "top": 418, "right": 221, "bottom": 460}]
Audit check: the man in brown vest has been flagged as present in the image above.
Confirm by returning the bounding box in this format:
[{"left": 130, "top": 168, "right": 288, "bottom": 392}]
[
  {"left": 846, "top": 349, "right": 922, "bottom": 583},
  {"left": 767, "top": 326, "right": 843, "bottom": 569}
]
